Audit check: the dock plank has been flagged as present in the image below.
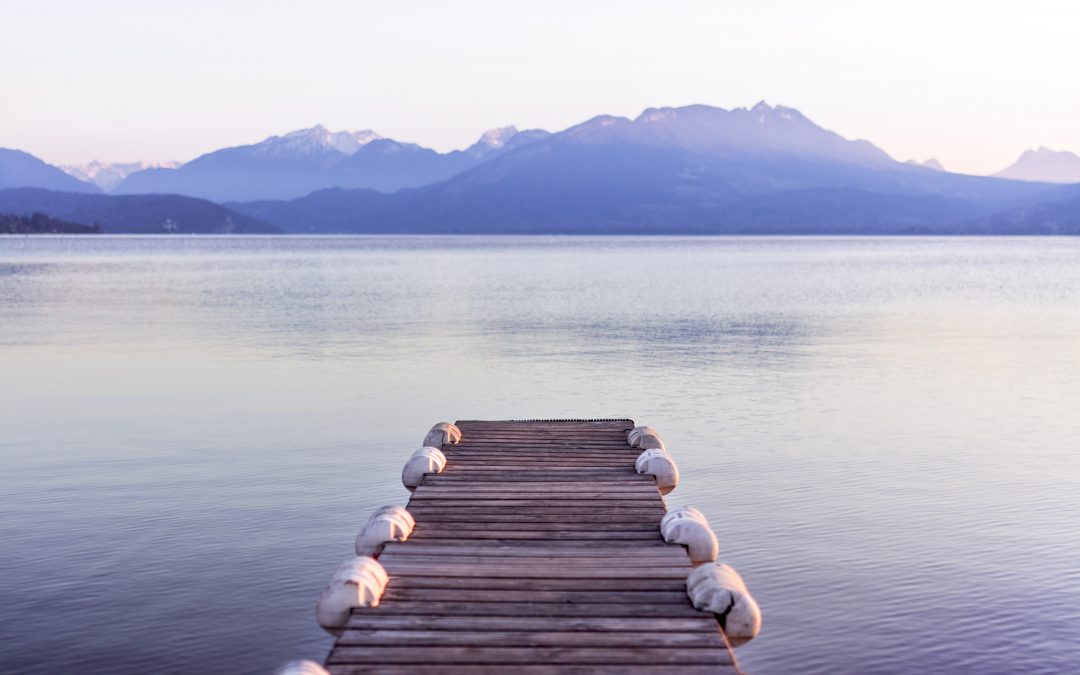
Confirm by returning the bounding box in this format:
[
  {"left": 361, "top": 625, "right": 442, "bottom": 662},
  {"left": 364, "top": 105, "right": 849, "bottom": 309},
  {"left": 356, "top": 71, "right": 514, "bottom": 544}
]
[
  {"left": 327, "top": 646, "right": 733, "bottom": 665},
  {"left": 327, "top": 667, "right": 738, "bottom": 675}
]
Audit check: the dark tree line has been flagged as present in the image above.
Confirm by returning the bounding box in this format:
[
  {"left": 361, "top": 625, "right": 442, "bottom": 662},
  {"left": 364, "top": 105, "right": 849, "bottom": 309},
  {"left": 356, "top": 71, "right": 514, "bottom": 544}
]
[{"left": 0, "top": 212, "right": 102, "bottom": 234}]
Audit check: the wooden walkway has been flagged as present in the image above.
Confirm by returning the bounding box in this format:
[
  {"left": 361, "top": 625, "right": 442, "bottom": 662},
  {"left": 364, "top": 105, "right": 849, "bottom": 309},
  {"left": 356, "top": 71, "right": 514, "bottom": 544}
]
[{"left": 325, "top": 419, "right": 741, "bottom": 674}]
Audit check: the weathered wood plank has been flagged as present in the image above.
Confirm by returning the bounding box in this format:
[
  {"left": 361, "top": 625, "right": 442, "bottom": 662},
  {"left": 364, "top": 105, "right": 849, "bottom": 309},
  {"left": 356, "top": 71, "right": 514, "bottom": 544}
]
[
  {"left": 417, "top": 480, "right": 653, "bottom": 489},
  {"left": 383, "top": 577, "right": 689, "bottom": 592},
  {"left": 415, "top": 480, "right": 652, "bottom": 487},
  {"left": 431, "top": 461, "right": 641, "bottom": 468},
  {"left": 411, "top": 490, "right": 657, "bottom": 500},
  {"left": 378, "top": 567, "right": 688, "bottom": 580},
  {"left": 439, "top": 465, "right": 642, "bottom": 472},
  {"left": 336, "top": 628, "right": 726, "bottom": 647},
  {"left": 438, "top": 464, "right": 641, "bottom": 470},
  {"left": 379, "top": 555, "right": 680, "bottom": 568},
  {"left": 349, "top": 601, "right": 703, "bottom": 617},
  {"left": 411, "top": 522, "right": 660, "bottom": 532},
  {"left": 406, "top": 499, "right": 662, "bottom": 507},
  {"left": 381, "top": 542, "right": 677, "bottom": 555},
  {"left": 431, "top": 470, "right": 645, "bottom": 475},
  {"left": 381, "top": 588, "right": 693, "bottom": 604},
  {"left": 326, "top": 646, "right": 733, "bottom": 665},
  {"left": 440, "top": 456, "right": 638, "bottom": 460},
  {"left": 442, "top": 448, "right": 639, "bottom": 453},
  {"left": 393, "top": 538, "right": 672, "bottom": 549},
  {"left": 343, "top": 614, "right": 717, "bottom": 631},
  {"left": 394, "top": 513, "right": 662, "bottom": 524},
  {"left": 405, "top": 531, "right": 664, "bottom": 541},
  {"left": 404, "top": 509, "right": 666, "bottom": 518},
  {"left": 328, "top": 666, "right": 737, "bottom": 675}
]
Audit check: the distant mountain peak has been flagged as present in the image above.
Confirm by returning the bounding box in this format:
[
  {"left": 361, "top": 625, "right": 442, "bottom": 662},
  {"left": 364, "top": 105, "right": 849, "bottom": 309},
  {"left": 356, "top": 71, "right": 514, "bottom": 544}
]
[
  {"left": 638, "top": 107, "right": 678, "bottom": 123},
  {"left": 559, "top": 114, "right": 631, "bottom": 142},
  {"left": 994, "top": 146, "right": 1080, "bottom": 183},
  {"left": 749, "top": 102, "right": 807, "bottom": 125},
  {"left": 476, "top": 126, "right": 519, "bottom": 148},
  {"left": 255, "top": 126, "right": 383, "bottom": 157},
  {"left": 772, "top": 105, "right": 804, "bottom": 120},
  {"left": 904, "top": 158, "right": 945, "bottom": 172},
  {"left": 635, "top": 103, "right": 806, "bottom": 128},
  {"left": 465, "top": 125, "right": 550, "bottom": 158},
  {"left": 557, "top": 103, "right": 893, "bottom": 167}
]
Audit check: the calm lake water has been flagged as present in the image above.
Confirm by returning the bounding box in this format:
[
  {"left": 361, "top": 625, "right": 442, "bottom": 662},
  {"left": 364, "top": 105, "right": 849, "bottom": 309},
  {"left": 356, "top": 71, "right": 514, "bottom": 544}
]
[{"left": 1, "top": 236, "right": 1078, "bottom": 674}]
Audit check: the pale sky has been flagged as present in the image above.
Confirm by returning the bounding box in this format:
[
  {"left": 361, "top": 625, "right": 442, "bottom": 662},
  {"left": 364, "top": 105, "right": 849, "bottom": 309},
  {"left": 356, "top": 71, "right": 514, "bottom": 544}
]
[{"left": 2, "top": 0, "right": 1077, "bottom": 175}]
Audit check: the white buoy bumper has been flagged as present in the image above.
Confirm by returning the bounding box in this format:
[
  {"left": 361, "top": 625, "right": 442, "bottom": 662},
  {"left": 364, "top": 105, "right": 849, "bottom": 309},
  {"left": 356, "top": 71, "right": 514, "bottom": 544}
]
[
  {"left": 635, "top": 447, "right": 679, "bottom": 494},
  {"left": 315, "top": 556, "right": 389, "bottom": 635},
  {"left": 628, "top": 425, "right": 665, "bottom": 449},
  {"left": 401, "top": 446, "right": 447, "bottom": 490},
  {"left": 423, "top": 421, "right": 461, "bottom": 448},
  {"left": 686, "top": 562, "right": 762, "bottom": 646},
  {"left": 660, "top": 506, "right": 719, "bottom": 564},
  {"left": 355, "top": 505, "right": 415, "bottom": 557},
  {"left": 275, "top": 660, "right": 330, "bottom": 675}
]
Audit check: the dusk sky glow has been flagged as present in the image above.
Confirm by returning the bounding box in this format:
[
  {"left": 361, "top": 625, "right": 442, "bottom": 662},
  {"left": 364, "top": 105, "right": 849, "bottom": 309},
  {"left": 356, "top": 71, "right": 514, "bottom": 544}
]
[{"left": 3, "top": 0, "right": 1077, "bottom": 174}]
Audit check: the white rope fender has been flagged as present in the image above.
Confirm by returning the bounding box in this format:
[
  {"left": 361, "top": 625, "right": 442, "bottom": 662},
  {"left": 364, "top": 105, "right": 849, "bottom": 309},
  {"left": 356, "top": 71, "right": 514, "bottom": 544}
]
[
  {"left": 635, "top": 447, "right": 679, "bottom": 494},
  {"left": 275, "top": 660, "right": 329, "bottom": 675},
  {"left": 423, "top": 421, "right": 461, "bottom": 448},
  {"left": 660, "top": 506, "right": 719, "bottom": 564},
  {"left": 401, "top": 446, "right": 447, "bottom": 490},
  {"left": 629, "top": 425, "right": 666, "bottom": 451},
  {"left": 686, "top": 562, "right": 762, "bottom": 646},
  {"left": 315, "top": 556, "right": 389, "bottom": 635},
  {"left": 355, "top": 505, "right": 415, "bottom": 557}
]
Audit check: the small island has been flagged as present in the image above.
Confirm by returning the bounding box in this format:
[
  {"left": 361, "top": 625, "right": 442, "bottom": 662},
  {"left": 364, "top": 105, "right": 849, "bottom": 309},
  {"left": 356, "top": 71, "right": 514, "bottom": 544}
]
[{"left": 0, "top": 212, "right": 101, "bottom": 234}]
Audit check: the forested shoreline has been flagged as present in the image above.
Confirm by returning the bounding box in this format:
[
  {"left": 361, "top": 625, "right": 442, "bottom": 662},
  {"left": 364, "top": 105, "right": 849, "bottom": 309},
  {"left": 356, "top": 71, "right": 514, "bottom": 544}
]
[{"left": 0, "top": 212, "right": 102, "bottom": 234}]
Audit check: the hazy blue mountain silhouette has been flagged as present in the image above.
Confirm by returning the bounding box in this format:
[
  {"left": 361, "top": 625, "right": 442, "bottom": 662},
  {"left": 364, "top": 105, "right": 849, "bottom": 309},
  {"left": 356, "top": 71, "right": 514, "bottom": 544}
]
[
  {"left": 905, "top": 158, "right": 945, "bottom": 171},
  {"left": 0, "top": 188, "right": 278, "bottom": 234},
  {"left": 231, "top": 103, "right": 1063, "bottom": 234},
  {"left": 994, "top": 147, "right": 1080, "bottom": 184},
  {"left": 966, "top": 183, "right": 1080, "bottom": 234},
  {"left": 60, "top": 160, "right": 181, "bottom": 191},
  {"left": 7, "top": 103, "right": 1076, "bottom": 234},
  {"left": 115, "top": 125, "right": 550, "bottom": 202},
  {"left": 0, "top": 149, "right": 100, "bottom": 193}
]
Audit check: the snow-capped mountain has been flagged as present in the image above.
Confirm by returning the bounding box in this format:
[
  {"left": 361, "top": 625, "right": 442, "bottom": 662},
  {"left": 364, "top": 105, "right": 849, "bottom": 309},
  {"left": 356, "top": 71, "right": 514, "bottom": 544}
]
[
  {"left": 249, "top": 126, "right": 383, "bottom": 158},
  {"left": 994, "top": 147, "right": 1080, "bottom": 183},
  {"left": 61, "top": 160, "right": 181, "bottom": 191},
  {"left": 463, "top": 126, "right": 551, "bottom": 159},
  {"left": 114, "top": 125, "right": 550, "bottom": 202}
]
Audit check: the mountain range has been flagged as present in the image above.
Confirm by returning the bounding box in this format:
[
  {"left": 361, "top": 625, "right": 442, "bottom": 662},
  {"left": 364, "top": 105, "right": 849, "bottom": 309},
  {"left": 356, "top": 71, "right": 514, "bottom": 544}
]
[
  {"left": 2, "top": 102, "right": 1079, "bottom": 234},
  {"left": 228, "top": 103, "right": 1075, "bottom": 235},
  {"left": 110, "top": 125, "right": 550, "bottom": 202}
]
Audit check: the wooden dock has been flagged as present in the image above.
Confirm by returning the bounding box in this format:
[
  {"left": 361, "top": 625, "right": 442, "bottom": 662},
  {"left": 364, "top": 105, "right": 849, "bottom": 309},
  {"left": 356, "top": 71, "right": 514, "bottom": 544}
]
[{"left": 323, "top": 419, "right": 742, "bottom": 674}]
